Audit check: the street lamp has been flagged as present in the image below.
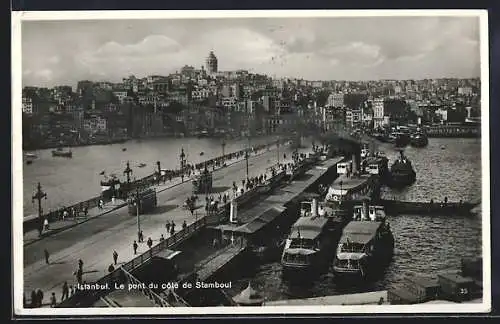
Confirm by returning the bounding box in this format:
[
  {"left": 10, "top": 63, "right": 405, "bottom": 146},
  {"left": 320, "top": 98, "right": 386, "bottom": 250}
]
[
  {"left": 32, "top": 182, "right": 47, "bottom": 237},
  {"left": 123, "top": 161, "right": 133, "bottom": 184},
  {"left": 180, "top": 147, "right": 186, "bottom": 182},
  {"left": 277, "top": 136, "right": 280, "bottom": 165},
  {"left": 221, "top": 140, "right": 226, "bottom": 159},
  {"left": 135, "top": 188, "right": 141, "bottom": 240}
]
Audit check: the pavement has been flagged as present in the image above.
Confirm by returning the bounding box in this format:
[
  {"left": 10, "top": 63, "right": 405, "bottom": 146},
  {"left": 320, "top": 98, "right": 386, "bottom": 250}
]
[
  {"left": 22, "top": 142, "right": 306, "bottom": 308},
  {"left": 22, "top": 145, "right": 283, "bottom": 247}
]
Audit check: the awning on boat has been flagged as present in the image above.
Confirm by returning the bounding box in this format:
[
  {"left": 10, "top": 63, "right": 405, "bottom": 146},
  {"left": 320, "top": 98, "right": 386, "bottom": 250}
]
[{"left": 229, "top": 206, "right": 285, "bottom": 235}]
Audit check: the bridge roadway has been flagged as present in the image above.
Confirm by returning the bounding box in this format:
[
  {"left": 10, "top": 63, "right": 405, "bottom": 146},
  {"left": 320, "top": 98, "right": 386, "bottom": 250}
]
[{"left": 22, "top": 143, "right": 305, "bottom": 306}]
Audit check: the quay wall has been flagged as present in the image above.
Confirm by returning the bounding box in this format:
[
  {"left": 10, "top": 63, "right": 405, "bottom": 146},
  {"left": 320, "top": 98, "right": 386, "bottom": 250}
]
[
  {"left": 424, "top": 124, "right": 480, "bottom": 138},
  {"left": 24, "top": 139, "right": 289, "bottom": 234}
]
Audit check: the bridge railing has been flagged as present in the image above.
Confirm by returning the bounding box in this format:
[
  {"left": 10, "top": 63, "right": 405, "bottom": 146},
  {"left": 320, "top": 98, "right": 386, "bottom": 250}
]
[{"left": 120, "top": 268, "right": 171, "bottom": 307}]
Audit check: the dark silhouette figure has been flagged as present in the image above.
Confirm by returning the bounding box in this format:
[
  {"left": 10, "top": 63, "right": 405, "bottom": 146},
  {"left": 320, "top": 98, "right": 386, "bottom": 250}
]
[
  {"left": 30, "top": 290, "right": 37, "bottom": 308},
  {"left": 36, "top": 289, "right": 44, "bottom": 307},
  {"left": 133, "top": 241, "right": 138, "bottom": 255},
  {"left": 147, "top": 237, "right": 153, "bottom": 249},
  {"left": 44, "top": 249, "right": 50, "bottom": 264},
  {"left": 50, "top": 292, "right": 57, "bottom": 307},
  {"left": 113, "top": 250, "right": 118, "bottom": 265},
  {"left": 61, "top": 281, "right": 69, "bottom": 301},
  {"left": 76, "top": 268, "right": 83, "bottom": 285},
  {"left": 182, "top": 220, "right": 187, "bottom": 231},
  {"left": 78, "top": 259, "right": 83, "bottom": 272},
  {"left": 108, "top": 264, "right": 115, "bottom": 273}
]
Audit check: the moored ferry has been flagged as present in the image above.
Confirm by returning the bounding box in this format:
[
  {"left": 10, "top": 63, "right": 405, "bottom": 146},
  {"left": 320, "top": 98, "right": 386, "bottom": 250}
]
[
  {"left": 387, "top": 150, "right": 417, "bottom": 188},
  {"left": 333, "top": 201, "right": 394, "bottom": 279},
  {"left": 281, "top": 199, "right": 341, "bottom": 278},
  {"left": 325, "top": 155, "right": 382, "bottom": 221}
]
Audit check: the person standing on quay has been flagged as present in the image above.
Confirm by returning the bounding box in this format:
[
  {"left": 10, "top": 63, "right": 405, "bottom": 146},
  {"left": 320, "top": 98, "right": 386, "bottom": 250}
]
[
  {"left": 147, "top": 237, "right": 153, "bottom": 249},
  {"left": 171, "top": 221, "right": 176, "bottom": 235},
  {"left": 36, "top": 289, "right": 44, "bottom": 307},
  {"left": 166, "top": 221, "right": 171, "bottom": 234},
  {"left": 50, "top": 292, "right": 57, "bottom": 307},
  {"left": 61, "top": 281, "right": 69, "bottom": 301},
  {"left": 44, "top": 249, "right": 50, "bottom": 264},
  {"left": 160, "top": 234, "right": 165, "bottom": 242},
  {"left": 78, "top": 259, "right": 84, "bottom": 272},
  {"left": 75, "top": 268, "right": 83, "bottom": 285},
  {"left": 133, "top": 240, "right": 138, "bottom": 255},
  {"left": 139, "top": 230, "right": 144, "bottom": 243},
  {"left": 113, "top": 250, "right": 118, "bottom": 265}
]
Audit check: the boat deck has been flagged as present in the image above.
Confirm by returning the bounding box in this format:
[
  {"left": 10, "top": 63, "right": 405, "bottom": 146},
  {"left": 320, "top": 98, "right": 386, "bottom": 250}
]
[{"left": 331, "top": 174, "right": 373, "bottom": 190}]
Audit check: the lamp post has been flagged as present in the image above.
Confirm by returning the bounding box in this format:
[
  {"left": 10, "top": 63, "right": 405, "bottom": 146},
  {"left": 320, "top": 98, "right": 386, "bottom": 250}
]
[
  {"left": 277, "top": 136, "right": 280, "bottom": 165},
  {"left": 32, "top": 182, "right": 47, "bottom": 237},
  {"left": 221, "top": 140, "right": 226, "bottom": 159},
  {"left": 135, "top": 188, "right": 141, "bottom": 239},
  {"left": 123, "top": 161, "right": 133, "bottom": 184},
  {"left": 180, "top": 148, "right": 186, "bottom": 182}
]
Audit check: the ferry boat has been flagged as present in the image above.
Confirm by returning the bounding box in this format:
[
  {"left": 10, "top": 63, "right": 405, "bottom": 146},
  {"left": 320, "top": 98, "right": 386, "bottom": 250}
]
[
  {"left": 410, "top": 131, "right": 429, "bottom": 148},
  {"left": 362, "top": 153, "right": 389, "bottom": 180},
  {"left": 324, "top": 155, "right": 382, "bottom": 220},
  {"left": 333, "top": 201, "right": 394, "bottom": 278},
  {"left": 51, "top": 147, "right": 73, "bottom": 158},
  {"left": 137, "top": 163, "right": 147, "bottom": 168},
  {"left": 281, "top": 199, "right": 341, "bottom": 277},
  {"left": 100, "top": 174, "right": 121, "bottom": 200},
  {"left": 387, "top": 150, "right": 416, "bottom": 188}
]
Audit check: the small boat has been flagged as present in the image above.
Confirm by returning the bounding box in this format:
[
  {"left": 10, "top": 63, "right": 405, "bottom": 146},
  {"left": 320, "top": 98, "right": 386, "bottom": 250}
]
[
  {"left": 99, "top": 170, "right": 105, "bottom": 175},
  {"left": 441, "top": 146, "right": 446, "bottom": 150},
  {"left": 138, "top": 163, "right": 147, "bottom": 168},
  {"left": 52, "top": 147, "right": 73, "bottom": 158},
  {"left": 122, "top": 148, "right": 127, "bottom": 152},
  {"left": 26, "top": 160, "right": 33, "bottom": 165},
  {"left": 200, "top": 152, "right": 204, "bottom": 156},
  {"left": 25, "top": 153, "right": 38, "bottom": 159},
  {"left": 410, "top": 132, "right": 429, "bottom": 148}
]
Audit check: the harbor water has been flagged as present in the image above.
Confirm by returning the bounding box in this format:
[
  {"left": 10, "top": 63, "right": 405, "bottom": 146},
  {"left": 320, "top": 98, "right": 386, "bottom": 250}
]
[
  {"left": 224, "top": 138, "right": 482, "bottom": 302},
  {"left": 22, "top": 136, "right": 278, "bottom": 217}
]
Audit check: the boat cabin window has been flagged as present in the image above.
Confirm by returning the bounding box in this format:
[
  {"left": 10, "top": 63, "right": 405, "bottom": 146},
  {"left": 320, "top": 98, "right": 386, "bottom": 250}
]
[
  {"left": 335, "top": 258, "right": 360, "bottom": 269},
  {"left": 283, "top": 252, "right": 309, "bottom": 264},
  {"left": 289, "top": 238, "right": 315, "bottom": 250},
  {"left": 368, "top": 164, "right": 379, "bottom": 174},
  {"left": 340, "top": 241, "right": 365, "bottom": 253}
]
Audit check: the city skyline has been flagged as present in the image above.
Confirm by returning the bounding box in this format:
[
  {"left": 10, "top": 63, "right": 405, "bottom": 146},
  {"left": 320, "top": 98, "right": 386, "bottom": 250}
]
[{"left": 21, "top": 14, "right": 482, "bottom": 88}]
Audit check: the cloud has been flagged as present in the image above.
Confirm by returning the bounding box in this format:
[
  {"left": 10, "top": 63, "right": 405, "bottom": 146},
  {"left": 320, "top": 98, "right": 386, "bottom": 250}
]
[
  {"left": 21, "top": 16, "right": 482, "bottom": 86},
  {"left": 34, "top": 69, "right": 53, "bottom": 80}
]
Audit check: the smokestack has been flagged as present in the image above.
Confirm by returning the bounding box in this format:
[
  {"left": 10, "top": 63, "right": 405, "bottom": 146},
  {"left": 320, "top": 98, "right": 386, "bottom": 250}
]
[
  {"left": 362, "top": 200, "right": 368, "bottom": 221},
  {"left": 230, "top": 199, "right": 238, "bottom": 223},
  {"left": 312, "top": 199, "right": 318, "bottom": 217},
  {"left": 352, "top": 153, "right": 358, "bottom": 174}
]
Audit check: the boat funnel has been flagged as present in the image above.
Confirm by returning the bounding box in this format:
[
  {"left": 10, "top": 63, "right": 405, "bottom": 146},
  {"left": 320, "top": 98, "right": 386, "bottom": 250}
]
[
  {"left": 312, "top": 198, "right": 318, "bottom": 217},
  {"left": 362, "top": 200, "right": 369, "bottom": 221},
  {"left": 352, "top": 153, "right": 358, "bottom": 174},
  {"left": 230, "top": 199, "right": 238, "bottom": 223}
]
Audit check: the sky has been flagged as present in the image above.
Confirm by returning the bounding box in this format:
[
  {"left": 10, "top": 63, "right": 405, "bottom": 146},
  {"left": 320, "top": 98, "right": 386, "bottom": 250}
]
[{"left": 21, "top": 15, "right": 482, "bottom": 88}]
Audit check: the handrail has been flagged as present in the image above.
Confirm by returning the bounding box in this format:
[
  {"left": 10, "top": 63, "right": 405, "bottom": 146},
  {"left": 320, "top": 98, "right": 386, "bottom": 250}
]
[{"left": 121, "top": 267, "right": 171, "bottom": 307}]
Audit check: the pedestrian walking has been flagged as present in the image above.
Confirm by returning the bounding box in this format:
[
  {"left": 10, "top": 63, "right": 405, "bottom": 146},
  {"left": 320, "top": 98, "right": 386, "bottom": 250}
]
[
  {"left": 133, "top": 240, "right": 138, "bottom": 255},
  {"left": 166, "top": 221, "right": 171, "bottom": 233},
  {"left": 43, "top": 218, "right": 49, "bottom": 231},
  {"left": 30, "top": 290, "right": 37, "bottom": 308},
  {"left": 182, "top": 220, "right": 187, "bottom": 231},
  {"left": 76, "top": 268, "right": 83, "bottom": 285},
  {"left": 78, "top": 259, "right": 83, "bottom": 272},
  {"left": 139, "top": 230, "right": 144, "bottom": 242},
  {"left": 108, "top": 264, "right": 115, "bottom": 273},
  {"left": 160, "top": 234, "right": 165, "bottom": 242},
  {"left": 84, "top": 206, "right": 88, "bottom": 216},
  {"left": 147, "top": 237, "right": 153, "bottom": 249},
  {"left": 50, "top": 292, "right": 57, "bottom": 307},
  {"left": 170, "top": 222, "right": 175, "bottom": 236},
  {"left": 44, "top": 249, "right": 50, "bottom": 264},
  {"left": 69, "top": 285, "right": 74, "bottom": 297},
  {"left": 61, "top": 281, "right": 69, "bottom": 301},
  {"left": 36, "top": 289, "right": 44, "bottom": 307},
  {"left": 112, "top": 250, "right": 118, "bottom": 265}
]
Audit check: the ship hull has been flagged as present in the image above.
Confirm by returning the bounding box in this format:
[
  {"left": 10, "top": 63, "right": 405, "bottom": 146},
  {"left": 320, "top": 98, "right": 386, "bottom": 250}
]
[
  {"left": 410, "top": 137, "right": 428, "bottom": 148},
  {"left": 387, "top": 171, "right": 416, "bottom": 188}
]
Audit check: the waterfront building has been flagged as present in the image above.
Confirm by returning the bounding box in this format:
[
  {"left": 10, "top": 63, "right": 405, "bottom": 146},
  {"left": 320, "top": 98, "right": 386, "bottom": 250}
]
[
  {"left": 22, "top": 96, "right": 33, "bottom": 115},
  {"left": 373, "top": 97, "right": 385, "bottom": 129}
]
